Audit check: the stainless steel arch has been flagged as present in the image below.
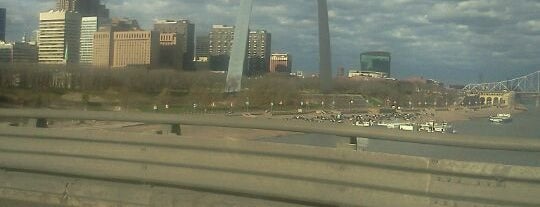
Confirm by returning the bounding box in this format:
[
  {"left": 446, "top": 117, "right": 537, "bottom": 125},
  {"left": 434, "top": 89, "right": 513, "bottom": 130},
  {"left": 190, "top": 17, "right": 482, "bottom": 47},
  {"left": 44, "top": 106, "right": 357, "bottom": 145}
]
[{"left": 226, "top": 0, "right": 333, "bottom": 93}]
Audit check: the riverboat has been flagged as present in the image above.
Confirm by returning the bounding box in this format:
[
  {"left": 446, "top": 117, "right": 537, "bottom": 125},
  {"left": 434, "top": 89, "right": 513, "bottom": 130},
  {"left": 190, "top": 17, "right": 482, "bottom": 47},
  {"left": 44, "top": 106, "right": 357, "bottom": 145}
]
[{"left": 489, "top": 114, "right": 512, "bottom": 123}]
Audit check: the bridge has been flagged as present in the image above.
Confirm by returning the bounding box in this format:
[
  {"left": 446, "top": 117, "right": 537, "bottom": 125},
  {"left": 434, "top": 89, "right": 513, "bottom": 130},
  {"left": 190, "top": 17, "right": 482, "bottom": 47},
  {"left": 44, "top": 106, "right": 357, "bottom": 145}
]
[
  {"left": 462, "top": 71, "right": 539, "bottom": 106},
  {"left": 0, "top": 108, "right": 539, "bottom": 207},
  {"left": 463, "top": 71, "right": 540, "bottom": 94}
]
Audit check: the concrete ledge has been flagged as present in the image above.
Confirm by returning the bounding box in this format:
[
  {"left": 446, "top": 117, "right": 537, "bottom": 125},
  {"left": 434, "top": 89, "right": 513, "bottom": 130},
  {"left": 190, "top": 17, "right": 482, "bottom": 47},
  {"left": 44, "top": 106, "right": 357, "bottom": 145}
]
[
  {"left": 1, "top": 108, "right": 539, "bottom": 151},
  {"left": 0, "top": 127, "right": 539, "bottom": 206}
]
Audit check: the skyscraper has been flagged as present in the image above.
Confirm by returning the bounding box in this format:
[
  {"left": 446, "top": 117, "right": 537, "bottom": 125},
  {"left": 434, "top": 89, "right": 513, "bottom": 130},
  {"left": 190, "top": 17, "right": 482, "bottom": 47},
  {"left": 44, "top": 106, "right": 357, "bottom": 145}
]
[
  {"left": 109, "top": 17, "right": 140, "bottom": 31},
  {"left": 57, "top": 0, "right": 76, "bottom": 12},
  {"left": 80, "top": 16, "right": 98, "bottom": 64},
  {"left": 57, "top": 0, "right": 109, "bottom": 19},
  {"left": 0, "top": 8, "right": 6, "bottom": 42},
  {"left": 92, "top": 31, "right": 112, "bottom": 67},
  {"left": 360, "top": 51, "right": 391, "bottom": 77},
  {"left": 0, "top": 41, "right": 12, "bottom": 63},
  {"left": 92, "top": 18, "right": 146, "bottom": 68},
  {"left": 195, "top": 35, "right": 209, "bottom": 62},
  {"left": 92, "top": 31, "right": 160, "bottom": 68},
  {"left": 209, "top": 25, "right": 235, "bottom": 56},
  {"left": 158, "top": 33, "right": 183, "bottom": 70},
  {"left": 208, "top": 25, "right": 235, "bottom": 70},
  {"left": 247, "top": 30, "right": 271, "bottom": 76},
  {"left": 0, "top": 34, "right": 38, "bottom": 63},
  {"left": 208, "top": 25, "right": 271, "bottom": 74},
  {"left": 112, "top": 31, "right": 160, "bottom": 68},
  {"left": 38, "top": 10, "right": 81, "bottom": 64},
  {"left": 154, "top": 19, "right": 195, "bottom": 70}
]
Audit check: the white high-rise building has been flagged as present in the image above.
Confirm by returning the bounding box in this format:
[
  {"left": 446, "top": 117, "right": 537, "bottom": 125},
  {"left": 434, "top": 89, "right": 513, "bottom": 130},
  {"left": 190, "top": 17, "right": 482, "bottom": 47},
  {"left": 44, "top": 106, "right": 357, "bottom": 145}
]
[
  {"left": 38, "top": 10, "right": 81, "bottom": 64},
  {"left": 80, "top": 16, "right": 98, "bottom": 64}
]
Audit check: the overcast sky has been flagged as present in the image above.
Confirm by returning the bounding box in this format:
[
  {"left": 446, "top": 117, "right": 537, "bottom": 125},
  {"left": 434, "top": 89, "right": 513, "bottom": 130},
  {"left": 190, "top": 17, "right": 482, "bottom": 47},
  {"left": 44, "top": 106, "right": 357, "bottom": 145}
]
[{"left": 2, "top": 0, "right": 540, "bottom": 84}]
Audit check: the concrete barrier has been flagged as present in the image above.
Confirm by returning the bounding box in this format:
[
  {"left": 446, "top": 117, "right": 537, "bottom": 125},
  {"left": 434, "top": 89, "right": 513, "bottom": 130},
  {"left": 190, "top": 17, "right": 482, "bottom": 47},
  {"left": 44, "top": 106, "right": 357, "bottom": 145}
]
[
  {"left": 0, "top": 108, "right": 539, "bottom": 151},
  {"left": 0, "top": 127, "right": 539, "bottom": 207}
]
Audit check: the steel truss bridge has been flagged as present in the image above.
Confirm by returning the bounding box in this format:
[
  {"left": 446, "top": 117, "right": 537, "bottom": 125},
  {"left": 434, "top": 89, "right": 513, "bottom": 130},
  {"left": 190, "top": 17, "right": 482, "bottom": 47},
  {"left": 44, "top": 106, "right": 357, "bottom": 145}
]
[
  {"left": 463, "top": 71, "right": 540, "bottom": 94},
  {"left": 0, "top": 109, "right": 539, "bottom": 207}
]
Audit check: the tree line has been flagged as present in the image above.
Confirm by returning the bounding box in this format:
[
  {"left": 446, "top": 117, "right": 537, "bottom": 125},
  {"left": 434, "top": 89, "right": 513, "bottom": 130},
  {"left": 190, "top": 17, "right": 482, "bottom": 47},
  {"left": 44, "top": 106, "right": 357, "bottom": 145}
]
[{"left": 0, "top": 63, "right": 458, "bottom": 110}]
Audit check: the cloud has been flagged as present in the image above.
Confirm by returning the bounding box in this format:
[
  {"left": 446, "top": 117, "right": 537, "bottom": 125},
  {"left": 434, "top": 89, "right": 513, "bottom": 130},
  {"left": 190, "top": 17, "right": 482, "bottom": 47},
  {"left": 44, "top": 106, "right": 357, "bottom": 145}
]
[{"left": 1, "top": 0, "right": 539, "bottom": 83}]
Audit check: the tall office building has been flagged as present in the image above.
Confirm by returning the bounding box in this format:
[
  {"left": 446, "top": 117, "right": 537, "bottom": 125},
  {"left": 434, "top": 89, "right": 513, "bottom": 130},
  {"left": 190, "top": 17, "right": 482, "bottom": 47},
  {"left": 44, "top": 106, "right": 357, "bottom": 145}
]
[
  {"left": 57, "top": 0, "right": 109, "bottom": 19},
  {"left": 208, "top": 25, "right": 235, "bottom": 70},
  {"left": 158, "top": 33, "right": 183, "bottom": 69},
  {"left": 109, "top": 17, "right": 140, "bottom": 31},
  {"left": 208, "top": 25, "right": 271, "bottom": 74},
  {"left": 154, "top": 19, "right": 195, "bottom": 70},
  {"left": 31, "top": 30, "right": 40, "bottom": 45},
  {"left": 0, "top": 41, "right": 12, "bottom": 63},
  {"left": 80, "top": 16, "right": 98, "bottom": 64},
  {"left": 195, "top": 35, "right": 209, "bottom": 62},
  {"left": 0, "top": 41, "right": 38, "bottom": 63},
  {"left": 92, "top": 31, "right": 112, "bottom": 67},
  {"left": 247, "top": 30, "right": 271, "bottom": 76},
  {"left": 111, "top": 31, "right": 160, "bottom": 68},
  {"left": 92, "top": 18, "right": 147, "bottom": 68},
  {"left": 92, "top": 31, "right": 160, "bottom": 68},
  {"left": 57, "top": 0, "right": 76, "bottom": 11},
  {"left": 360, "top": 51, "right": 391, "bottom": 76},
  {"left": 209, "top": 25, "right": 235, "bottom": 56},
  {"left": 269, "top": 53, "right": 292, "bottom": 73},
  {"left": 0, "top": 8, "right": 6, "bottom": 42},
  {"left": 38, "top": 10, "right": 81, "bottom": 64}
]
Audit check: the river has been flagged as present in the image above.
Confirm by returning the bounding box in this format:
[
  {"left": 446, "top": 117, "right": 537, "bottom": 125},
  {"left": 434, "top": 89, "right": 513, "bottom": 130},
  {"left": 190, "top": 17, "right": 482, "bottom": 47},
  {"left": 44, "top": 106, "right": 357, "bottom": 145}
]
[{"left": 257, "top": 102, "right": 540, "bottom": 167}]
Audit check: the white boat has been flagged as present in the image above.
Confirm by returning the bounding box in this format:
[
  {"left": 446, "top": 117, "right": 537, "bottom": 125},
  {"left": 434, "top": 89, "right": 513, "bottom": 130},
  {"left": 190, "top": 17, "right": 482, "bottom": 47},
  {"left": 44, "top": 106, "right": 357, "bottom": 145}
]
[
  {"left": 361, "top": 121, "right": 373, "bottom": 127},
  {"left": 399, "top": 123, "right": 415, "bottom": 131},
  {"left": 489, "top": 114, "right": 512, "bottom": 123},
  {"left": 418, "top": 121, "right": 454, "bottom": 133},
  {"left": 355, "top": 121, "right": 373, "bottom": 127}
]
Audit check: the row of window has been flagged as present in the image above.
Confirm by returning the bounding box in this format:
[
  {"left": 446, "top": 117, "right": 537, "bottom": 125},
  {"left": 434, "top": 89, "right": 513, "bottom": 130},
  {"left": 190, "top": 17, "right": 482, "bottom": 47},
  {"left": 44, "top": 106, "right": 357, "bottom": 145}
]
[{"left": 114, "top": 33, "right": 151, "bottom": 39}]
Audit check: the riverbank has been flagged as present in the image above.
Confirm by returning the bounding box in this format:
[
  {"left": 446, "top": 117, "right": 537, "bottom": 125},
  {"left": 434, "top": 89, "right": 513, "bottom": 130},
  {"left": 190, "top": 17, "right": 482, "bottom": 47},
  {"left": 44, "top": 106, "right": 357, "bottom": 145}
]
[{"left": 429, "top": 105, "right": 525, "bottom": 122}]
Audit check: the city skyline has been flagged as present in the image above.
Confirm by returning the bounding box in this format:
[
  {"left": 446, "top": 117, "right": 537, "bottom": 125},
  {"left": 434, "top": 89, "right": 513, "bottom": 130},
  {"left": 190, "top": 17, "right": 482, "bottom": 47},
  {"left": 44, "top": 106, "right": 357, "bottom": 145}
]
[{"left": 1, "top": 0, "right": 540, "bottom": 84}]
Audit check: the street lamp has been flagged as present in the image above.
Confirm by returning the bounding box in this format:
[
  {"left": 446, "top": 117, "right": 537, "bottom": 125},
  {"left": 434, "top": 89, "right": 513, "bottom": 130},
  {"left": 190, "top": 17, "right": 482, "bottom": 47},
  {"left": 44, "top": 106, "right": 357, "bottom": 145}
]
[{"left": 270, "top": 102, "right": 274, "bottom": 113}]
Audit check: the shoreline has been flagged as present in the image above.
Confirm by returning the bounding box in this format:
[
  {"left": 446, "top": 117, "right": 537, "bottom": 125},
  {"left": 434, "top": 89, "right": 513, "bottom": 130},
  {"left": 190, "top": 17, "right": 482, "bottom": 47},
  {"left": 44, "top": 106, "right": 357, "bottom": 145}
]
[{"left": 430, "top": 105, "right": 526, "bottom": 123}]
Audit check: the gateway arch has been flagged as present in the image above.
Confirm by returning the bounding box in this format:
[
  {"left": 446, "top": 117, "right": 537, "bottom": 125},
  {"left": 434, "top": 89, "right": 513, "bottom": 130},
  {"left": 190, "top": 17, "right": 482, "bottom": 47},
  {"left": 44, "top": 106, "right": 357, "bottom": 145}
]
[{"left": 225, "top": 0, "right": 333, "bottom": 93}]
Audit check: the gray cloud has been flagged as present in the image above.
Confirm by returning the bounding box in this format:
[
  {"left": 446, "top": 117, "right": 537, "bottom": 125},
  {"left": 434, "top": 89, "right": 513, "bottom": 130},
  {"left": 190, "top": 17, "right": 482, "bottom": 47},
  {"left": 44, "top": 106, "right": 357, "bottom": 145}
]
[{"left": 1, "top": 0, "right": 539, "bottom": 84}]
